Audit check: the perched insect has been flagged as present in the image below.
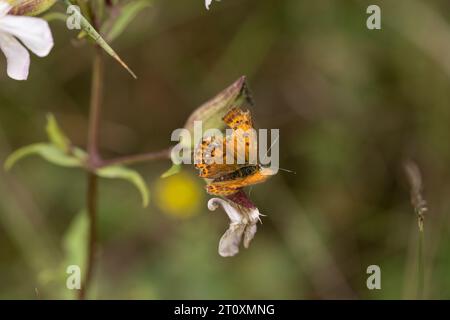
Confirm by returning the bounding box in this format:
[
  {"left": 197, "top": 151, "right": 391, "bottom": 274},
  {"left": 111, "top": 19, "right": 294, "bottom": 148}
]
[{"left": 194, "top": 107, "right": 276, "bottom": 196}]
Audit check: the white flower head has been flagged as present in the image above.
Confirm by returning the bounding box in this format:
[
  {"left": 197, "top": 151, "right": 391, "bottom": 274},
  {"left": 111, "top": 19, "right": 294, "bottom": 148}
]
[
  {"left": 205, "top": 0, "right": 221, "bottom": 10},
  {"left": 0, "top": 1, "right": 54, "bottom": 80},
  {"left": 208, "top": 192, "right": 263, "bottom": 257}
]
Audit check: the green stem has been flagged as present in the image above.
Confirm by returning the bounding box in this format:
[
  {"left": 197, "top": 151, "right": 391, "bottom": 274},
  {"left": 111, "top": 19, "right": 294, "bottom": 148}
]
[
  {"left": 62, "top": 0, "right": 137, "bottom": 78},
  {"left": 417, "top": 218, "right": 425, "bottom": 299},
  {"left": 98, "top": 148, "right": 172, "bottom": 167},
  {"left": 78, "top": 172, "right": 98, "bottom": 300},
  {"left": 78, "top": 47, "right": 104, "bottom": 300},
  {"left": 87, "top": 48, "right": 104, "bottom": 164}
]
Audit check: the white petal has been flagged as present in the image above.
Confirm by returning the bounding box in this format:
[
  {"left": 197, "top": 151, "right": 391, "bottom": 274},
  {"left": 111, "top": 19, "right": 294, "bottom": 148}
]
[
  {"left": 0, "top": 15, "right": 53, "bottom": 57},
  {"left": 243, "top": 224, "right": 257, "bottom": 249},
  {"left": 208, "top": 198, "right": 242, "bottom": 224},
  {"left": 208, "top": 197, "right": 262, "bottom": 257},
  {"left": 218, "top": 224, "right": 245, "bottom": 257},
  {"left": 248, "top": 207, "right": 262, "bottom": 223},
  {"left": 205, "top": 0, "right": 212, "bottom": 10},
  {"left": 0, "top": 1, "right": 11, "bottom": 18},
  {"left": 0, "top": 33, "right": 29, "bottom": 80}
]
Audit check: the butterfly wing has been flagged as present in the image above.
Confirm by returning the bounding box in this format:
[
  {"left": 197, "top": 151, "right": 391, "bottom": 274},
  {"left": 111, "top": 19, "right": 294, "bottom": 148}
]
[
  {"left": 223, "top": 107, "right": 258, "bottom": 165},
  {"left": 206, "top": 170, "right": 271, "bottom": 196},
  {"left": 223, "top": 107, "right": 253, "bottom": 131},
  {"left": 206, "top": 183, "right": 242, "bottom": 196},
  {"left": 194, "top": 135, "right": 242, "bottom": 179},
  {"left": 195, "top": 107, "right": 256, "bottom": 178},
  {"left": 196, "top": 107, "right": 263, "bottom": 196}
]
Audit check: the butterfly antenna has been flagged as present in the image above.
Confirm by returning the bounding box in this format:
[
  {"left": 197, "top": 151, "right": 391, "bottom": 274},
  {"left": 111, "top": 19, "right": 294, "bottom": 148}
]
[
  {"left": 259, "top": 135, "right": 295, "bottom": 174},
  {"left": 278, "top": 167, "right": 296, "bottom": 174}
]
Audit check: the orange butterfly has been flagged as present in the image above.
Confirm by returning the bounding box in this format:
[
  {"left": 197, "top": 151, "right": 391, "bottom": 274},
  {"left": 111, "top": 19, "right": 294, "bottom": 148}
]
[{"left": 194, "top": 107, "right": 276, "bottom": 196}]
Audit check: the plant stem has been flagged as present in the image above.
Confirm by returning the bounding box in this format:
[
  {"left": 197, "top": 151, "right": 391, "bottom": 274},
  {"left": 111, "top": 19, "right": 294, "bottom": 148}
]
[
  {"left": 78, "top": 47, "right": 104, "bottom": 300},
  {"left": 87, "top": 47, "right": 104, "bottom": 165},
  {"left": 79, "top": 172, "right": 98, "bottom": 300},
  {"left": 404, "top": 161, "right": 427, "bottom": 299},
  {"left": 417, "top": 216, "right": 425, "bottom": 299},
  {"left": 99, "top": 147, "right": 172, "bottom": 167}
]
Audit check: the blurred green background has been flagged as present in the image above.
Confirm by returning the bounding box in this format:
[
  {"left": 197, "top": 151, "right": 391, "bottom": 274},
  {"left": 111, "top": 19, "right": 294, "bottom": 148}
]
[{"left": 1, "top": 0, "right": 450, "bottom": 299}]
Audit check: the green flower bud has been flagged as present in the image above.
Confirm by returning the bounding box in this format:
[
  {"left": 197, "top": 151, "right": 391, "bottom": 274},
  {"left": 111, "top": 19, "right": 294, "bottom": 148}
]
[
  {"left": 184, "top": 76, "right": 253, "bottom": 142},
  {"left": 7, "top": 0, "right": 56, "bottom": 16}
]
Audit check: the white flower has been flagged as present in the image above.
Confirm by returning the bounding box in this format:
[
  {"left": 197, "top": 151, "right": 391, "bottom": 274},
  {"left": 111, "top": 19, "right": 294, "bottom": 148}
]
[
  {"left": 208, "top": 197, "right": 262, "bottom": 257},
  {"left": 205, "top": 0, "right": 221, "bottom": 10},
  {"left": 0, "top": 1, "right": 53, "bottom": 80}
]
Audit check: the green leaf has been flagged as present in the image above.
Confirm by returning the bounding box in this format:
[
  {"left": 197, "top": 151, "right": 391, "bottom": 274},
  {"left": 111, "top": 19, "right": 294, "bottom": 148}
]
[
  {"left": 42, "top": 12, "right": 68, "bottom": 23},
  {"left": 161, "top": 163, "right": 181, "bottom": 179},
  {"left": 106, "top": 0, "right": 153, "bottom": 42},
  {"left": 77, "top": 30, "right": 88, "bottom": 40},
  {"left": 96, "top": 165, "right": 150, "bottom": 207},
  {"left": 62, "top": 0, "right": 137, "bottom": 79},
  {"left": 62, "top": 209, "right": 88, "bottom": 273},
  {"left": 183, "top": 76, "right": 253, "bottom": 146},
  {"left": 72, "top": 147, "right": 88, "bottom": 161},
  {"left": 4, "top": 143, "right": 83, "bottom": 171},
  {"left": 46, "top": 114, "right": 70, "bottom": 152}
]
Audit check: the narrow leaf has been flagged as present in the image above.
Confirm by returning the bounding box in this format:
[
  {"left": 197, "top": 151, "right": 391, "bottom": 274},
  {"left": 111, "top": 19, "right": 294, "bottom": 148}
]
[
  {"left": 161, "top": 163, "right": 181, "bottom": 179},
  {"left": 62, "top": 0, "right": 137, "bottom": 79},
  {"left": 42, "top": 12, "right": 68, "bottom": 22},
  {"left": 62, "top": 209, "right": 88, "bottom": 273},
  {"left": 107, "top": 0, "right": 152, "bottom": 42},
  {"left": 96, "top": 165, "right": 150, "bottom": 207},
  {"left": 4, "top": 143, "right": 83, "bottom": 171},
  {"left": 46, "top": 113, "right": 70, "bottom": 152}
]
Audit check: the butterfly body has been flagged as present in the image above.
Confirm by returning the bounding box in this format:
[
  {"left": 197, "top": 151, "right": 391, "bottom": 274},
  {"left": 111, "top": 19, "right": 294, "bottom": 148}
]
[{"left": 213, "top": 165, "right": 259, "bottom": 182}]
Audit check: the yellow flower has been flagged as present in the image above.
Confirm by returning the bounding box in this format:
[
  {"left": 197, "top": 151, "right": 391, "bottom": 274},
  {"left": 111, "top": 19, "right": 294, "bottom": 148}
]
[{"left": 154, "top": 172, "right": 203, "bottom": 218}]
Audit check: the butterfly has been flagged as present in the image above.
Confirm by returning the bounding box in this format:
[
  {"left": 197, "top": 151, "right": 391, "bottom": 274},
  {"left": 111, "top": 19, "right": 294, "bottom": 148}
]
[{"left": 194, "top": 107, "right": 276, "bottom": 196}]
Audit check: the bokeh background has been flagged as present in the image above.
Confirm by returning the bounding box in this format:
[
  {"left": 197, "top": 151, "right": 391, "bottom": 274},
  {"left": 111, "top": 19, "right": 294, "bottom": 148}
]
[{"left": 1, "top": 0, "right": 450, "bottom": 299}]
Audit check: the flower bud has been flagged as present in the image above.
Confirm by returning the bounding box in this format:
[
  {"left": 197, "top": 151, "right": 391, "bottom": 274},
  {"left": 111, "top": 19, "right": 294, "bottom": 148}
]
[
  {"left": 7, "top": 0, "right": 56, "bottom": 16},
  {"left": 183, "top": 76, "right": 253, "bottom": 143}
]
